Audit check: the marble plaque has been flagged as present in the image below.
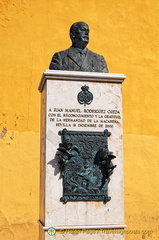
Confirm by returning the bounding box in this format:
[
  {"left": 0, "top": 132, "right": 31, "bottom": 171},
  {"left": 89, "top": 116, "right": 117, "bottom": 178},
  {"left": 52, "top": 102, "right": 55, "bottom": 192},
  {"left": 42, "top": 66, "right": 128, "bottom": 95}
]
[{"left": 39, "top": 70, "right": 126, "bottom": 237}]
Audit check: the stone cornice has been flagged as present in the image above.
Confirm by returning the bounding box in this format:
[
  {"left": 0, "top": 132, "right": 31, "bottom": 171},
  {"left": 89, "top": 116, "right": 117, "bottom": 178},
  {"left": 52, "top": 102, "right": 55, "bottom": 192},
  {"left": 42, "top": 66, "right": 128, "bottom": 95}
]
[{"left": 38, "top": 70, "right": 126, "bottom": 92}]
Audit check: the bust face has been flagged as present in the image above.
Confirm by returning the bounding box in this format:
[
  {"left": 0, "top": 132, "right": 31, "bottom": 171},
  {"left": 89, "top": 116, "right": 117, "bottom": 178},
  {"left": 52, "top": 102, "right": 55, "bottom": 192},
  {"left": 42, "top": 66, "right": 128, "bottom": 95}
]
[
  {"left": 75, "top": 22, "right": 89, "bottom": 44},
  {"left": 71, "top": 22, "right": 90, "bottom": 49}
]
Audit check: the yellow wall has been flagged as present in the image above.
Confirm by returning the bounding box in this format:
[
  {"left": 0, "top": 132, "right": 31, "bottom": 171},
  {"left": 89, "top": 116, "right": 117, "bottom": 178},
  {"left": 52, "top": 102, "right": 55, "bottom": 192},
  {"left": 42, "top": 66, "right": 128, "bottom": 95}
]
[{"left": 0, "top": 0, "right": 159, "bottom": 239}]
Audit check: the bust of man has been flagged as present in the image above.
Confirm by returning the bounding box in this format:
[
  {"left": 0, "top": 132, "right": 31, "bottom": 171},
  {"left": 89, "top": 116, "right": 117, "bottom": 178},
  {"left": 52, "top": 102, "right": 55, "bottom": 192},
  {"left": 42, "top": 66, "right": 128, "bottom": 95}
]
[{"left": 49, "top": 21, "right": 108, "bottom": 72}]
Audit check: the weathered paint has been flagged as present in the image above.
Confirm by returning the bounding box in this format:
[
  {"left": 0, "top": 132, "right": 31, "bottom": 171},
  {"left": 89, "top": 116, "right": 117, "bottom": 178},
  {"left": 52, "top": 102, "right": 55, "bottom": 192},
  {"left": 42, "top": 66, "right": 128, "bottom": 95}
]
[{"left": 0, "top": 0, "right": 159, "bottom": 239}]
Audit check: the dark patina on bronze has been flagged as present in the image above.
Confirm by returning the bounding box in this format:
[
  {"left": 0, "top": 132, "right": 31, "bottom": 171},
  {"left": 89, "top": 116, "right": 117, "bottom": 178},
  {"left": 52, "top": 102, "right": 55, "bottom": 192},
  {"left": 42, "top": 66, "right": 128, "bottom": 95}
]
[
  {"left": 56, "top": 128, "right": 116, "bottom": 203},
  {"left": 49, "top": 21, "right": 108, "bottom": 72}
]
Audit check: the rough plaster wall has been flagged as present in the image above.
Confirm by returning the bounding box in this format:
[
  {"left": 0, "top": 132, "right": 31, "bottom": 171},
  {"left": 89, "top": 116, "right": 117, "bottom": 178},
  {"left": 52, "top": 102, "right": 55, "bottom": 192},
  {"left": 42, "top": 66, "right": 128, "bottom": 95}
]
[
  {"left": 0, "top": 131, "right": 39, "bottom": 239},
  {"left": 0, "top": 0, "right": 159, "bottom": 239}
]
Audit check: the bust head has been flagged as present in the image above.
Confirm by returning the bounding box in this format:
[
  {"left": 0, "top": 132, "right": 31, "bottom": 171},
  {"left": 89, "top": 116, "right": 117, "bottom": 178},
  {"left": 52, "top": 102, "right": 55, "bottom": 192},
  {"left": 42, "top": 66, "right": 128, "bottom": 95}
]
[{"left": 70, "top": 21, "right": 89, "bottom": 50}]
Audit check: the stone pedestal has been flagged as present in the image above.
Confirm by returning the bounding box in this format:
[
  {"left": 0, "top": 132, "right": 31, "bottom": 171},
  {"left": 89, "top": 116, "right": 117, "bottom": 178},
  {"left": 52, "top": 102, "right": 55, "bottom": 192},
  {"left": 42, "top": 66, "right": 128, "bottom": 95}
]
[{"left": 38, "top": 70, "right": 126, "bottom": 240}]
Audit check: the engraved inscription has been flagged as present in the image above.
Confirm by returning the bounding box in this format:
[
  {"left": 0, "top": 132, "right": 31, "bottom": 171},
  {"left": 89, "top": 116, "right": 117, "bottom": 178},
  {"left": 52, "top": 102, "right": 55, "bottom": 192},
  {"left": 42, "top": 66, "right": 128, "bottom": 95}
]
[{"left": 48, "top": 108, "right": 121, "bottom": 128}]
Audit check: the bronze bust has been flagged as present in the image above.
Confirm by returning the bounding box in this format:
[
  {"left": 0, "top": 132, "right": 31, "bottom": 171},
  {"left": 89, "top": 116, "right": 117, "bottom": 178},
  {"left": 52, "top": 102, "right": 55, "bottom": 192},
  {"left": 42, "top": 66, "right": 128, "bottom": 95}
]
[{"left": 49, "top": 21, "right": 108, "bottom": 72}]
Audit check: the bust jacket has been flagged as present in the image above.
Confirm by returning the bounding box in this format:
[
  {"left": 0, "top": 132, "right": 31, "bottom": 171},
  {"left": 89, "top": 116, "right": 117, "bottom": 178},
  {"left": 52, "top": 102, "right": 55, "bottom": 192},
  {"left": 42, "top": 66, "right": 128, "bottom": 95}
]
[{"left": 49, "top": 47, "right": 108, "bottom": 73}]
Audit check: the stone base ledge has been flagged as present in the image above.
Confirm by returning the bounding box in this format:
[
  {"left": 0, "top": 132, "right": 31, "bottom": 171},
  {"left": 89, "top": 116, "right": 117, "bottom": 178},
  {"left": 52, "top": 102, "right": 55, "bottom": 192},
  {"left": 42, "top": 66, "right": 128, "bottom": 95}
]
[{"left": 39, "top": 220, "right": 127, "bottom": 231}]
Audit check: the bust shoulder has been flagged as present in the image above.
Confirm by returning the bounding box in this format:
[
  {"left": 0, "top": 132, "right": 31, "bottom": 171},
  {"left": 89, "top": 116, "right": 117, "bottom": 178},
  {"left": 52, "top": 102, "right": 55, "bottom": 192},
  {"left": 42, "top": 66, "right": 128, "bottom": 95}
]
[
  {"left": 53, "top": 48, "right": 70, "bottom": 56},
  {"left": 87, "top": 49, "right": 103, "bottom": 58}
]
